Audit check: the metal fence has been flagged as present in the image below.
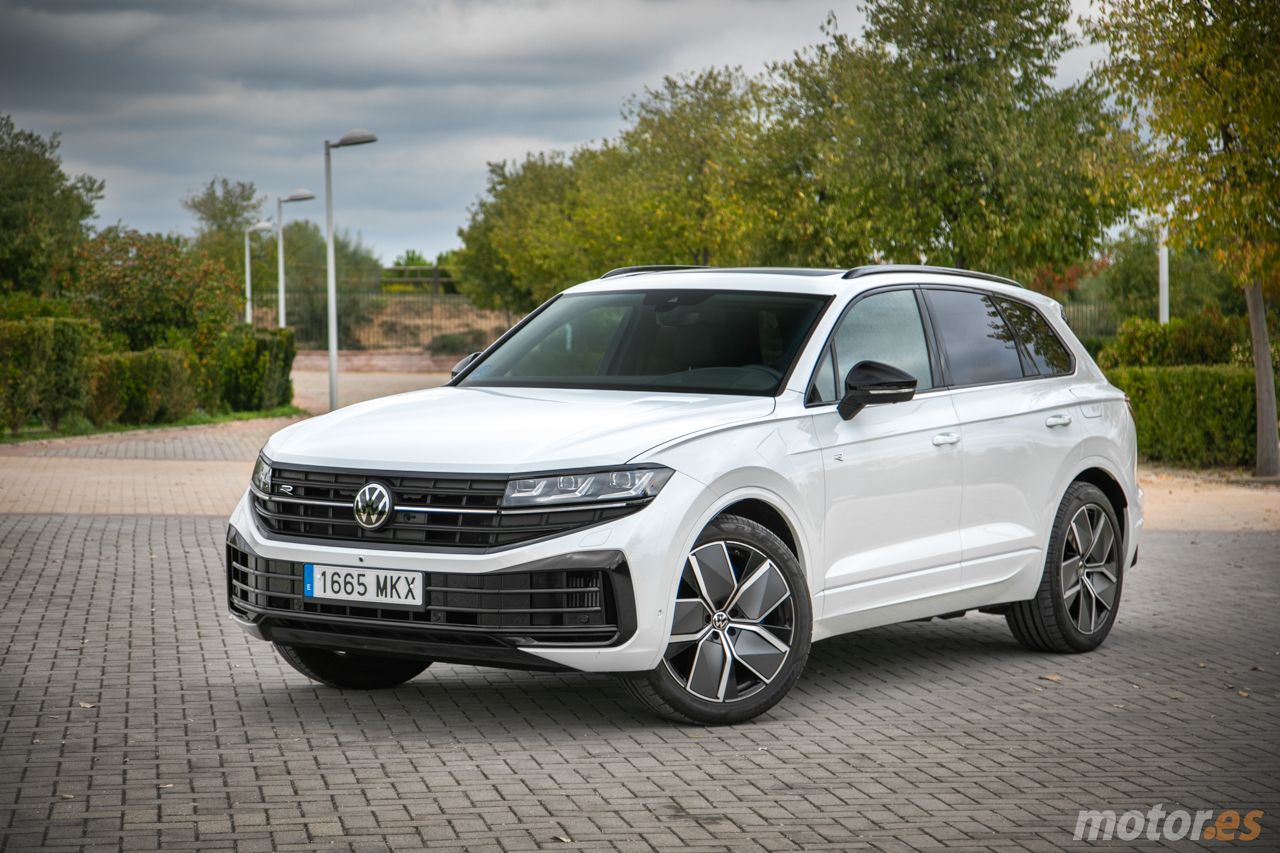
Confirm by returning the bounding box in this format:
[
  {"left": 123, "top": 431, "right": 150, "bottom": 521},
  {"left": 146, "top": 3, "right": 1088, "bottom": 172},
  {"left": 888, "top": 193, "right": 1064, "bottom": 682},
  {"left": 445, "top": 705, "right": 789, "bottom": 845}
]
[
  {"left": 1062, "top": 302, "right": 1117, "bottom": 340},
  {"left": 251, "top": 289, "right": 516, "bottom": 351}
]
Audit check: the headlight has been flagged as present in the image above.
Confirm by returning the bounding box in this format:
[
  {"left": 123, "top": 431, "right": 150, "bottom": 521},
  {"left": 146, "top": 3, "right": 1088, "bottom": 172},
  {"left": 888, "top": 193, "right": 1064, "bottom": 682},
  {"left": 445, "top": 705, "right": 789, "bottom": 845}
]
[
  {"left": 251, "top": 455, "right": 272, "bottom": 493},
  {"left": 503, "top": 466, "right": 673, "bottom": 508}
]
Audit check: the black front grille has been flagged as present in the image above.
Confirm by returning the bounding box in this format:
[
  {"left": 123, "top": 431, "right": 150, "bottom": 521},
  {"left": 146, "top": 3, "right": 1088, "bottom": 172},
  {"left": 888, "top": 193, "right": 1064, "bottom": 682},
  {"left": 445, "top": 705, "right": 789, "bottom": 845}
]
[
  {"left": 226, "top": 540, "right": 629, "bottom": 647},
  {"left": 252, "top": 466, "right": 647, "bottom": 551}
]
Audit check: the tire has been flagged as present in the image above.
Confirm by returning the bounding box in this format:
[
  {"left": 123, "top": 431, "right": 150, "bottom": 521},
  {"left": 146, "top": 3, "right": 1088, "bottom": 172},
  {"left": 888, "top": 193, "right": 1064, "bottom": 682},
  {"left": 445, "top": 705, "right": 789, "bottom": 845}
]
[
  {"left": 1006, "top": 482, "right": 1124, "bottom": 653},
  {"left": 622, "top": 514, "right": 812, "bottom": 725},
  {"left": 274, "top": 644, "right": 431, "bottom": 689}
]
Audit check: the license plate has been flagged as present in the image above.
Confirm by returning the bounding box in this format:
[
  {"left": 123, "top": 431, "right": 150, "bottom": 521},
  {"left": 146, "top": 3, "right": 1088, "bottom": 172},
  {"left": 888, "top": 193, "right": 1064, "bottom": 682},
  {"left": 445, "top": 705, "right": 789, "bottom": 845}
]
[{"left": 303, "top": 564, "right": 425, "bottom": 609}]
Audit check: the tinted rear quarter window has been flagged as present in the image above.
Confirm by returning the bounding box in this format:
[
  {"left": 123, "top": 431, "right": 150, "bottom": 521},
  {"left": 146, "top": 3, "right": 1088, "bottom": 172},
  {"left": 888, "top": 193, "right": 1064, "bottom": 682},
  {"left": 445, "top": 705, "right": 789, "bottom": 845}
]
[
  {"left": 995, "top": 297, "right": 1073, "bottom": 376},
  {"left": 926, "top": 289, "right": 1024, "bottom": 385}
]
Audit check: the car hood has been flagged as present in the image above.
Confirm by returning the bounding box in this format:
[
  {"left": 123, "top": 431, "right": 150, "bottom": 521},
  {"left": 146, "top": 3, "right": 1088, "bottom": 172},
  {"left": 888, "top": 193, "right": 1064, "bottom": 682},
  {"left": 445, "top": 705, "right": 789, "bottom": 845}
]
[{"left": 264, "top": 385, "right": 774, "bottom": 474}]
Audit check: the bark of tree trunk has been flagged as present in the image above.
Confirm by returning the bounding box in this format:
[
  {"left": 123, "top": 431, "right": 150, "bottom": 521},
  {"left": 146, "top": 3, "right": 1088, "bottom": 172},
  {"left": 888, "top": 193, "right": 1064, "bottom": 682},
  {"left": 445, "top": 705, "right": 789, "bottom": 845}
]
[{"left": 1244, "top": 280, "right": 1279, "bottom": 477}]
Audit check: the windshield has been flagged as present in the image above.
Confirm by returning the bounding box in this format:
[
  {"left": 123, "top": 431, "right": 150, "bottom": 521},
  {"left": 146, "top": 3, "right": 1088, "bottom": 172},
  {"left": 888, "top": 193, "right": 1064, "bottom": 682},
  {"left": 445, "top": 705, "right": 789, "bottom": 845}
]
[{"left": 458, "top": 289, "right": 829, "bottom": 396}]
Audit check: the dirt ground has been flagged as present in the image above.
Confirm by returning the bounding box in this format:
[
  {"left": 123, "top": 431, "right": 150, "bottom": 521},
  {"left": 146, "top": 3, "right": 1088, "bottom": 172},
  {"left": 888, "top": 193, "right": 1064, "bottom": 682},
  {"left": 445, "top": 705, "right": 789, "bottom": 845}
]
[{"left": 1139, "top": 465, "right": 1280, "bottom": 532}]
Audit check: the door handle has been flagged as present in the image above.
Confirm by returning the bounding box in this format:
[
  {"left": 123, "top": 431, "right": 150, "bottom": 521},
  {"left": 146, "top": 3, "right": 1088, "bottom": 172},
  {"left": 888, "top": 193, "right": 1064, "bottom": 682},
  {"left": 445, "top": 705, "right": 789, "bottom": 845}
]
[
  {"left": 932, "top": 432, "right": 960, "bottom": 446},
  {"left": 1045, "top": 414, "right": 1073, "bottom": 428}
]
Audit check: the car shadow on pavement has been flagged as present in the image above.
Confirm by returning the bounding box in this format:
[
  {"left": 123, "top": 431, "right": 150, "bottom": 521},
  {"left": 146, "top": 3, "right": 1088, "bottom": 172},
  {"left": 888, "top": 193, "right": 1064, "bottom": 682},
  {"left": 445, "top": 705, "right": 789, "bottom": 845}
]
[{"left": 249, "top": 615, "right": 1047, "bottom": 736}]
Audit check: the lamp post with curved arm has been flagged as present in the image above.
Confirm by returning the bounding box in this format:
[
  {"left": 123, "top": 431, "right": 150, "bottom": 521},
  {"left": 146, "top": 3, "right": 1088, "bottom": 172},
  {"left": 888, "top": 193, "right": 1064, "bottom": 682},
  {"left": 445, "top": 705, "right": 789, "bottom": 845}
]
[
  {"left": 323, "top": 128, "right": 378, "bottom": 410},
  {"left": 275, "top": 189, "right": 315, "bottom": 328}
]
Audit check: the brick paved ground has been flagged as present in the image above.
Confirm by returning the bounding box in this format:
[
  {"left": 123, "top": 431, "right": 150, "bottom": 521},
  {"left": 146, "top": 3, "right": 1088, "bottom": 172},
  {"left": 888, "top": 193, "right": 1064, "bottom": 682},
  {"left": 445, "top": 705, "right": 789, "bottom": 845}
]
[
  {"left": 1, "top": 420, "right": 1278, "bottom": 850},
  {"left": 1, "top": 513, "right": 1277, "bottom": 851},
  {"left": 0, "top": 419, "right": 297, "bottom": 518}
]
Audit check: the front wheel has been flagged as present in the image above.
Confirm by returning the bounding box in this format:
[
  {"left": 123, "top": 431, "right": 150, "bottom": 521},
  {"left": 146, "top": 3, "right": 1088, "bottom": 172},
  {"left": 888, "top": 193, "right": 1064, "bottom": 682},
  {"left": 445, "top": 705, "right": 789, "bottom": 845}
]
[
  {"left": 1006, "top": 481, "right": 1124, "bottom": 653},
  {"left": 622, "top": 514, "right": 812, "bottom": 725},
  {"left": 274, "top": 644, "right": 431, "bottom": 689}
]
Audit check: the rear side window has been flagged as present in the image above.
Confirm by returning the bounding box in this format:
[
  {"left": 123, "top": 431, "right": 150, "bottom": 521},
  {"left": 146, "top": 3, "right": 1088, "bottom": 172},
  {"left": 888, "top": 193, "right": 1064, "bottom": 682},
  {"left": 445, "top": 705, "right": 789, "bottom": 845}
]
[
  {"left": 926, "top": 289, "right": 1024, "bottom": 385},
  {"left": 994, "top": 298, "right": 1073, "bottom": 376}
]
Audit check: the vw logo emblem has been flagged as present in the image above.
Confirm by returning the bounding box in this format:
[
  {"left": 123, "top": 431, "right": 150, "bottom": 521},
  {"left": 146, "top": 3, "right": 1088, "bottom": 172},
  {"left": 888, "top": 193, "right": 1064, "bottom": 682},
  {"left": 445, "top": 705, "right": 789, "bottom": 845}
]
[{"left": 353, "top": 482, "right": 393, "bottom": 530}]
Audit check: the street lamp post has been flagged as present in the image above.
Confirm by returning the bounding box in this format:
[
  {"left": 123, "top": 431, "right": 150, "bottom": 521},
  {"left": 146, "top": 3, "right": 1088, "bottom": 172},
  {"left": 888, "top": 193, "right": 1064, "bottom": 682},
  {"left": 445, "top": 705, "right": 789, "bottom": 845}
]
[
  {"left": 275, "top": 189, "right": 316, "bottom": 328},
  {"left": 243, "top": 220, "right": 273, "bottom": 325},
  {"left": 323, "top": 128, "right": 378, "bottom": 412}
]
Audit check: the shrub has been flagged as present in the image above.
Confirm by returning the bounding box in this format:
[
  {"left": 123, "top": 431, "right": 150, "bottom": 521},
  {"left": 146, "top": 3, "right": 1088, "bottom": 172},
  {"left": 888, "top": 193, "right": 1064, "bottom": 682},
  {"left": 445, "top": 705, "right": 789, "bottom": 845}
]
[
  {"left": 216, "top": 326, "right": 296, "bottom": 411},
  {"left": 1229, "top": 340, "right": 1280, "bottom": 374},
  {"left": 37, "top": 318, "right": 98, "bottom": 429},
  {"left": 428, "top": 327, "right": 490, "bottom": 355},
  {"left": 65, "top": 228, "right": 239, "bottom": 351},
  {"left": 0, "top": 317, "right": 99, "bottom": 432},
  {"left": 0, "top": 293, "right": 77, "bottom": 320},
  {"left": 87, "top": 349, "right": 195, "bottom": 426},
  {"left": 1105, "top": 365, "right": 1279, "bottom": 467},
  {"left": 1097, "top": 313, "right": 1246, "bottom": 368},
  {"left": 0, "top": 320, "right": 49, "bottom": 432},
  {"left": 1077, "top": 335, "right": 1113, "bottom": 360}
]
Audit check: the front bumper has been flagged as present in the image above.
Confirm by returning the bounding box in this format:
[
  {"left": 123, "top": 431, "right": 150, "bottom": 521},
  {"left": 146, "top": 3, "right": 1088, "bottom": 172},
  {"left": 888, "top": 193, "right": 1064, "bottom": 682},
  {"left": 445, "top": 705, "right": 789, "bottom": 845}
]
[
  {"left": 225, "top": 470, "right": 711, "bottom": 673},
  {"left": 228, "top": 527, "right": 634, "bottom": 671}
]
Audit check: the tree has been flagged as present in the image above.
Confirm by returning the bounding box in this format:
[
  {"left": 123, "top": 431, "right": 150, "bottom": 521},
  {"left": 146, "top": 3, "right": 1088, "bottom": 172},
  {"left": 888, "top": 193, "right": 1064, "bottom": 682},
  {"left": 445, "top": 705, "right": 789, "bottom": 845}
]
[
  {"left": 66, "top": 228, "right": 239, "bottom": 351},
  {"left": 601, "top": 69, "right": 773, "bottom": 268},
  {"left": 182, "top": 177, "right": 266, "bottom": 277},
  {"left": 454, "top": 70, "right": 775, "bottom": 308},
  {"left": 454, "top": 154, "right": 575, "bottom": 311},
  {"left": 0, "top": 114, "right": 104, "bottom": 294},
  {"left": 258, "top": 219, "right": 382, "bottom": 347},
  {"left": 771, "top": 1, "right": 1130, "bottom": 285},
  {"left": 1093, "top": 226, "right": 1243, "bottom": 321},
  {"left": 1089, "top": 0, "right": 1280, "bottom": 476},
  {"left": 183, "top": 177, "right": 264, "bottom": 235}
]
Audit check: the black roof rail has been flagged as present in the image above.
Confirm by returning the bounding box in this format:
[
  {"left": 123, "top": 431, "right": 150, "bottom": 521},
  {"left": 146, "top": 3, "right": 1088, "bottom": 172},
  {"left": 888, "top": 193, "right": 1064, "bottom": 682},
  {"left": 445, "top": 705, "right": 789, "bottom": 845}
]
[
  {"left": 842, "top": 264, "right": 1023, "bottom": 288},
  {"left": 600, "top": 264, "right": 710, "bottom": 279}
]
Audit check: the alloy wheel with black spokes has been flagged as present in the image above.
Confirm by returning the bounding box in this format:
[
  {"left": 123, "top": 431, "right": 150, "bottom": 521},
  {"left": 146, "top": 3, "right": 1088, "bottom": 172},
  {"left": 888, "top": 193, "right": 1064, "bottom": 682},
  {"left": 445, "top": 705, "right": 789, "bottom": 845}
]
[
  {"left": 622, "top": 514, "right": 812, "bottom": 724},
  {"left": 664, "top": 539, "right": 795, "bottom": 702},
  {"left": 1060, "top": 503, "right": 1119, "bottom": 635},
  {"left": 1007, "top": 481, "right": 1124, "bottom": 653}
]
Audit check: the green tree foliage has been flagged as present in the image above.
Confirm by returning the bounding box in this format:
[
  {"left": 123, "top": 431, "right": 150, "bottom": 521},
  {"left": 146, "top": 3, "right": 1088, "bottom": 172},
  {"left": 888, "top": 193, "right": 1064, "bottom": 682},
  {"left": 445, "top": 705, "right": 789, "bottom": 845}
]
[
  {"left": 257, "top": 219, "right": 383, "bottom": 347},
  {"left": 455, "top": 154, "right": 572, "bottom": 311},
  {"left": 455, "top": 69, "right": 776, "bottom": 309},
  {"left": 772, "top": 2, "right": 1130, "bottom": 287},
  {"left": 1088, "top": 0, "right": 1280, "bottom": 475},
  {"left": 65, "top": 228, "right": 240, "bottom": 350},
  {"left": 1093, "top": 226, "right": 1242, "bottom": 320},
  {"left": 183, "top": 176, "right": 265, "bottom": 235},
  {"left": 182, "top": 176, "right": 267, "bottom": 276},
  {"left": 0, "top": 114, "right": 104, "bottom": 294},
  {"left": 453, "top": 1, "right": 1129, "bottom": 307}
]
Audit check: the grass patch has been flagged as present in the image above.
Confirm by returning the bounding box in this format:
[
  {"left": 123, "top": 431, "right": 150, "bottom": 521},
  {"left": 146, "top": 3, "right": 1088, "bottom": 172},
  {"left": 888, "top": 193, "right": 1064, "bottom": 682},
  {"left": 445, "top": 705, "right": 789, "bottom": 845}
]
[{"left": 0, "top": 404, "right": 307, "bottom": 445}]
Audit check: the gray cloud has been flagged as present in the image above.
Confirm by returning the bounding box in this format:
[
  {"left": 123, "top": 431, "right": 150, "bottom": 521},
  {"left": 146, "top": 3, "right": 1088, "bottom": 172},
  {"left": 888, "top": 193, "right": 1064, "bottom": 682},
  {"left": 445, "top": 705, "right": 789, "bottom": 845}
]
[{"left": 1, "top": 0, "right": 1098, "bottom": 262}]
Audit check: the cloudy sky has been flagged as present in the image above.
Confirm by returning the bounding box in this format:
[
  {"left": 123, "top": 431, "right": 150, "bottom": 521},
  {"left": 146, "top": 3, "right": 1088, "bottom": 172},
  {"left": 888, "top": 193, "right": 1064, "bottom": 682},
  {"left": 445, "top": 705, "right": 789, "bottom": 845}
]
[{"left": 0, "top": 0, "right": 1101, "bottom": 264}]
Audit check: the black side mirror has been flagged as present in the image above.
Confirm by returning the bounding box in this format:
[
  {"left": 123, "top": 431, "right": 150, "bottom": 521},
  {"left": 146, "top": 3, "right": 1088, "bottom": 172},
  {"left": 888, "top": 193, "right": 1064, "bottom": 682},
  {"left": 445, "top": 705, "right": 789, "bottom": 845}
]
[
  {"left": 451, "top": 351, "right": 481, "bottom": 378},
  {"left": 837, "top": 360, "right": 917, "bottom": 420}
]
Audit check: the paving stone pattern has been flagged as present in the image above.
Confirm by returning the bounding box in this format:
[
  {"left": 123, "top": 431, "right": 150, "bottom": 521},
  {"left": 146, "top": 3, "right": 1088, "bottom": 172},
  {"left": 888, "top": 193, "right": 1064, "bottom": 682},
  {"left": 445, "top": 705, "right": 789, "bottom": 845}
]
[
  {"left": 0, "top": 419, "right": 298, "bottom": 462},
  {"left": 0, "top": 514, "right": 1277, "bottom": 851}
]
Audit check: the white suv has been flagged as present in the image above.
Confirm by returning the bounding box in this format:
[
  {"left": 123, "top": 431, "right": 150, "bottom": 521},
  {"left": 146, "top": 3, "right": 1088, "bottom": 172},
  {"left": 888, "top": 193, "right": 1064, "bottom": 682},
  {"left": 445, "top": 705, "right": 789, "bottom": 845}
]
[{"left": 227, "top": 265, "right": 1142, "bottom": 724}]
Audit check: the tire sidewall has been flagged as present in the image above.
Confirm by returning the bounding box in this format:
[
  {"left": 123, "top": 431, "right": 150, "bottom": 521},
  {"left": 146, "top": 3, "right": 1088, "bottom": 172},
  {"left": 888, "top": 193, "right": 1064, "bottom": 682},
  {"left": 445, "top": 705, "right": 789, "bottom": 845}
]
[{"left": 646, "top": 514, "right": 813, "bottom": 724}]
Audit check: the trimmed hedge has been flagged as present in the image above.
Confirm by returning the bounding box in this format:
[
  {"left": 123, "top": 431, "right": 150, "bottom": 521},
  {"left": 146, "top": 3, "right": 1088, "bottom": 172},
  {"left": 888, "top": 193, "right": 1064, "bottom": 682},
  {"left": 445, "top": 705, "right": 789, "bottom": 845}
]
[
  {"left": 216, "top": 327, "right": 296, "bottom": 411},
  {"left": 0, "top": 318, "right": 99, "bottom": 432},
  {"left": 1097, "top": 314, "right": 1245, "bottom": 368},
  {"left": 1105, "top": 365, "right": 1279, "bottom": 467},
  {"left": 87, "top": 349, "right": 196, "bottom": 426}
]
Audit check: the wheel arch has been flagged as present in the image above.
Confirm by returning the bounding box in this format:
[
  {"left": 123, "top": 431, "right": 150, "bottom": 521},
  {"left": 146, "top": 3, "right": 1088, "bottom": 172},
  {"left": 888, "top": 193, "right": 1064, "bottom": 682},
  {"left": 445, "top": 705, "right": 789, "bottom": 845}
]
[
  {"left": 716, "top": 497, "right": 800, "bottom": 561},
  {"left": 1072, "top": 465, "right": 1128, "bottom": 542}
]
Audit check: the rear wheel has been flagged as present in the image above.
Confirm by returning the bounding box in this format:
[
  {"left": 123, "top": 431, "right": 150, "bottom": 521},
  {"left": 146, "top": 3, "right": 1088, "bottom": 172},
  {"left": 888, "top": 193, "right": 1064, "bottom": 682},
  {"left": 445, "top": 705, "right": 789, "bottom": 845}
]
[
  {"left": 274, "top": 644, "right": 431, "bottom": 689},
  {"left": 622, "top": 514, "right": 812, "bottom": 724},
  {"left": 1006, "top": 482, "right": 1123, "bottom": 653}
]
